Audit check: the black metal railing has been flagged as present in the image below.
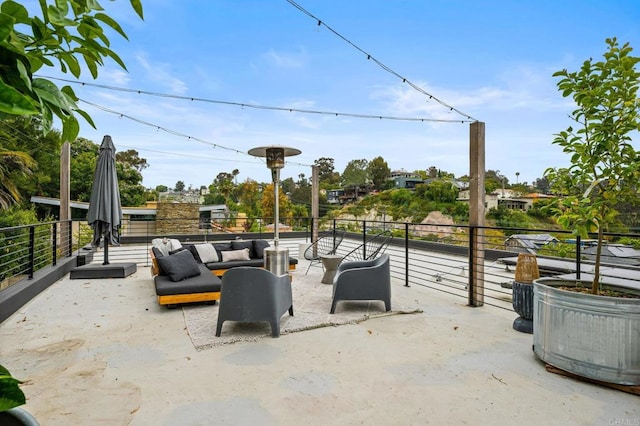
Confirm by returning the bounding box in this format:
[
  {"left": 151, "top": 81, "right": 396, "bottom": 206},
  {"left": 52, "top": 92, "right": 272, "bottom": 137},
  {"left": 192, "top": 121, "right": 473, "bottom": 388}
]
[
  {"left": 3, "top": 216, "right": 640, "bottom": 313},
  {"left": 0, "top": 220, "right": 73, "bottom": 288}
]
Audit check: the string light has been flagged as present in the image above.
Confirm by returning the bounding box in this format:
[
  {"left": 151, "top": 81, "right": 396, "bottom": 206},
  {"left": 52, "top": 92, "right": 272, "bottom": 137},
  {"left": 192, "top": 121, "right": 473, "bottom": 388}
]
[
  {"left": 285, "top": 0, "right": 478, "bottom": 122},
  {"left": 39, "top": 75, "right": 475, "bottom": 124},
  {"left": 79, "top": 98, "right": 313, "bottom": 168}
]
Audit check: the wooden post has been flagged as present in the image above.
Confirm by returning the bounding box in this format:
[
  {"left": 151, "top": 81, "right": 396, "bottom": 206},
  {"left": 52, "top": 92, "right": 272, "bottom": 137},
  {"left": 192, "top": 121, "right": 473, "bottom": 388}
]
[
  {"left": 311, "top": 165, "right": 319, "bottom": 243},
  {"left": 60, "top": 141, "right": 71, "bottom": 256},
  {"left": 469, "top": 122, "right": 485, "bottom": 307}
]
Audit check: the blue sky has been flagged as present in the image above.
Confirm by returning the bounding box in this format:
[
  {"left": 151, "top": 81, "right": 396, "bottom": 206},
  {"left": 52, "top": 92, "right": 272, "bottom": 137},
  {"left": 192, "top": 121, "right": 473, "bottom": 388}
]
[{"left": 44, "top": 0, "right": 640, "bottom": 190}]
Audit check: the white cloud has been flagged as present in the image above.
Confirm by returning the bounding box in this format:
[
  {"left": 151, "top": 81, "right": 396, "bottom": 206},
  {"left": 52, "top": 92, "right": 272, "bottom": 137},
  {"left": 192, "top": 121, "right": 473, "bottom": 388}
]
[
  {"left": 262, "top": 48, "right": 307, "bottom": 69},
  {"left": 135, "top": 53, "right": 188, "bottom": 94}
]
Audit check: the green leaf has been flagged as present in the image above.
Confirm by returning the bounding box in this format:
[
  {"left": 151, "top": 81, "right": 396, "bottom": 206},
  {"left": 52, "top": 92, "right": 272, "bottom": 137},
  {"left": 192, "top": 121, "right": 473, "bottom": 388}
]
[
  {"left": 107, "top": 49, "right": 127, "bottom": 70},
  {"left": 32, "top": 78, "right": 72, "bottom": 112},
  {"left": 0, "top": 80, "right": 39, "bottom": 115},
  {"left": 94, "top": 12, "right": 128, "bottom": 40},
  {"left": 61, "top": 114, "right": 80, "bottom": 142},
  {"left": 0, "top": 365, "right": 26, "bottom": 411},
  {"left": 86, "top": 0, "right": 105, "bottom": 12},
  {"left": 0, "top": 14, "right": 15, "bottom": 43},
  {"left": 47, "top": 4, "right": 76, "bottom": 27},
  {"left": 1, "top": 1, "right": 29, "bottom": 25},
  {"left": 60, "top": 52, "right": 81, "bottom": 77},
  {"left": 130, "top": 0, "right": 144, "bottom": 19},
  {"left": 75, "top": 107, "right": 96, "bottom": 128}
]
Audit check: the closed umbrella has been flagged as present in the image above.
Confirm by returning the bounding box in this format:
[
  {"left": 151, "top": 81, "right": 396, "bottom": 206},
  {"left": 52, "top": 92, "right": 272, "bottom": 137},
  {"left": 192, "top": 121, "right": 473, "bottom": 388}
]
[{"left": 87, "top": 135, "right": 122, "bottom": 265}]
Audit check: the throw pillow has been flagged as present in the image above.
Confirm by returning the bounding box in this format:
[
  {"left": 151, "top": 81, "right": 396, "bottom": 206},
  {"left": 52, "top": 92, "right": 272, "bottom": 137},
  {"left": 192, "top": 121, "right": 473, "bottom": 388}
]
[
  {"left": 151, "top": 238, "right": 172, "bottom": 256},
  {"left": 231, "top": 240, "right": 255, "bottom": 259},
  {"left": 156, "top": 249, "right": 201, "bottom": 282},
  {"left": 168, "top": 238, "right": 182, "bottom": 251},
  {"left": 213, "top": 242, "right": 233, "bottom": 259},
  {"left": 169, "top": 247, "right": 186, "bottom": 255},
  {"left": 221, "top": 248, "right": 251, "bottom": 262},
  {"left": 252, "top": 240, "right": 270, "bottom": 259},
  {"left": 194, "top": 243, "right": 218, "bottom": 263}
]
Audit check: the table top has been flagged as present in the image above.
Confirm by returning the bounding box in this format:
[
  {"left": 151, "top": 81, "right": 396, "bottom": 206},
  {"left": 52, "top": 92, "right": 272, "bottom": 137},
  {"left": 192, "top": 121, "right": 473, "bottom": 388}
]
[{"left": 320, "top": 254, "right": 342, "bottom": 260}]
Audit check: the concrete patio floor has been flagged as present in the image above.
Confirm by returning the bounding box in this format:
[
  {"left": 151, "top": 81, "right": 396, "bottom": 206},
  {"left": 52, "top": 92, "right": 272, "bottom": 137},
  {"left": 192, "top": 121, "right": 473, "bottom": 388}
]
[{"left": 0, "top": 260, "right": 638, "bottom": 425}]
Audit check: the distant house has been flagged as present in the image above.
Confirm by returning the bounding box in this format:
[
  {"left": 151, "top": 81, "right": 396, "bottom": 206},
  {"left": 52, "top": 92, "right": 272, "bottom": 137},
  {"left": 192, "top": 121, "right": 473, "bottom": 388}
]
[
  {"left": 389, "top": 170, "right": 424, "bottom": 190},
  {"left": 504, "top": 234, "right": 559, "bottom": 254},
  {"left": 393, "top": 176, "right": 425, "bottom": 189},
  {"left": 582, "top": 244, "right": 640, "bottom": 266},
  {"left": 458, "top": 189, "right": 554, "bottom": 211},
  {"left": 389, "top": 169, "right": 419, "bottom": 179},
  {"left": 326, "top": 189, "right": 345, "bottom": 205}
]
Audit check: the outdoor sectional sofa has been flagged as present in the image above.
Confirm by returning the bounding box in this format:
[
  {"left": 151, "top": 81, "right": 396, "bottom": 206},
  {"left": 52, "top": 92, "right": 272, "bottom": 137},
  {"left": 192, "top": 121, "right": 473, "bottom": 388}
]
[{"left": 149, "top": 239, "right": 298, "bottom": 308}]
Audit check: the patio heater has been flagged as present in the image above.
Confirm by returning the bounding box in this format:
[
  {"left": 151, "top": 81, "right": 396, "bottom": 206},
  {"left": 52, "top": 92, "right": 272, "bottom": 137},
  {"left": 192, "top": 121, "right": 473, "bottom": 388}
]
[{"left": 248, "top": 145, "right": 301, "bottom": 275}]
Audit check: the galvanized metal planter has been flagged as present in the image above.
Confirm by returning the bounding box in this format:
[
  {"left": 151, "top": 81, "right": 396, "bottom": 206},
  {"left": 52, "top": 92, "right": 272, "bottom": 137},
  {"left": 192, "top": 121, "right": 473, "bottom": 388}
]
[{"left": 533, "top": 277, "right": 640, "bottom": 386}]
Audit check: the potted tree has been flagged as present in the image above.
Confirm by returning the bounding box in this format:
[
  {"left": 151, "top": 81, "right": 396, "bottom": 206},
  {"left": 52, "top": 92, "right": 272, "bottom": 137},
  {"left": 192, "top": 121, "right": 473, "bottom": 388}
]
[
  {"left": 536, "top": 37, "right": 640, "bottom": 386},
  {"left": 0, "top": 364, "right": 39, "bottom": 425}
]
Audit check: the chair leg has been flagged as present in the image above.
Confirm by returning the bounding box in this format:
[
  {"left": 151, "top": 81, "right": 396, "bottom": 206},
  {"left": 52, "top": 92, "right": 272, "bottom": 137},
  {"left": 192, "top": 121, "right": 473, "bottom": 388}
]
[
  {"left": 288, "top": 305, "right": 294, "bottom": 316},
  {"left": 384, "top": 299, "right": 391, "bottom": 312},
  {"left": 330, "top": 298, "right": 338, "bottom": 314},
  {"left": 215, "top": 319, "right": 224, "bottom": 337},
  {"left": 305, "top": 261, "right": 312, "bottom": 275},
  {"left": 270, "top": 320, "right": 281, "bottom": 338}
]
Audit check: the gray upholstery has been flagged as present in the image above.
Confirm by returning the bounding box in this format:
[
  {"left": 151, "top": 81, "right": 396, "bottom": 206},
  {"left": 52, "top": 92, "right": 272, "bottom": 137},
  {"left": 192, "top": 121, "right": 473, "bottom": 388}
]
[
  {"left": 330, "top": 253, "right": 391, "bottom": 314},
  {"left": 181, "top": 240, "right": 298, "bottom": 272},
  {"left": 155, "top": 249, "right": 201, "bottom": 281},
  {"left": 215, "top": 267, "right": 293, "bottom": 338},
  {"left": 154, "top": 265, "right": 221, "bottom": 296}
]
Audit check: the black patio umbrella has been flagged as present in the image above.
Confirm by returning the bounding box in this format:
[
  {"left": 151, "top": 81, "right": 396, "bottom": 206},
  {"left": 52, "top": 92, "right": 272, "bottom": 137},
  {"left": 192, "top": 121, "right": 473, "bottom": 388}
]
[{"left": 87, "top": 135, "right": 122, "bottom": 265}]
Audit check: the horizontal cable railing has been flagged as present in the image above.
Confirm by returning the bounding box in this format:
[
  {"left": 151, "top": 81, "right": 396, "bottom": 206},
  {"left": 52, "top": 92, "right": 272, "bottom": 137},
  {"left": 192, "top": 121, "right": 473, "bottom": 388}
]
[
  {"left": 0, "top": 220, "right": 73, "bottom": 290},
  {"left": 3, "top": 216, "right": 640, "bottom": 313}
]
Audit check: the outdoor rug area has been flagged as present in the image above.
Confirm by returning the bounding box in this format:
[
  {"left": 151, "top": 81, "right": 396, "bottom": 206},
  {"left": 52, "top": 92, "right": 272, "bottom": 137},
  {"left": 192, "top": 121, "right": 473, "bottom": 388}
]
[{"left": 183, "top": 272, "right": 423, "bottom": 350}]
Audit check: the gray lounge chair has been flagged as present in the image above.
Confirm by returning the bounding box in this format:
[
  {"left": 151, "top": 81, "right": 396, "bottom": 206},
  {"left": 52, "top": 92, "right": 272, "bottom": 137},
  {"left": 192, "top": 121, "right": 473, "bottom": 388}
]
[
  {"left": 303, "top": 230, "right": 345, "bottom": 274},
  {"left": 215, "top": 267, "right": 293, "bottom": 338},
  {"left": 330, "top": 253, "right": 391, "bottom": 314}
]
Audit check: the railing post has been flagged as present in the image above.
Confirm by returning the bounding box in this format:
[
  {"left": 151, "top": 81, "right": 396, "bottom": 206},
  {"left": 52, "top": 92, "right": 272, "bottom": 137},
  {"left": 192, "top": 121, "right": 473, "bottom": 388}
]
[
  {"left": 28, "top": 225, "right": 35, "bottom": 279},
  {"left": 67, "top": 220, "right": 72, "bottom": 257},
  {"left": 362, "top": 220, "right": 367, "bottom": 259},
  {"left": 576, "top": 235, "right": 581, "bottom": 280},
  {"left": 52, "top": 223, "right": 57, "bottom": 266},
  {"left": 405, "top": 223, "right": 410, "bottom": 287},
  {"left": 468, "top": 226, "right": 475, "bottom": 306}
]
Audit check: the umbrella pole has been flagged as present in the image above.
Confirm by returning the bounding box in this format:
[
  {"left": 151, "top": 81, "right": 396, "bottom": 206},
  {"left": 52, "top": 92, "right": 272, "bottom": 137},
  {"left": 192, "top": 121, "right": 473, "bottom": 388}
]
[{"left": 103, "top": 234, "right": 110, "bottom": 265}]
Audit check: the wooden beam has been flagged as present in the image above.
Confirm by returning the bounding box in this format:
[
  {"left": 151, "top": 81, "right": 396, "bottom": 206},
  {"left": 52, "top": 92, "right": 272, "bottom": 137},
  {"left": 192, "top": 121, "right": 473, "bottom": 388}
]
[
  {"left": 158, "top": 292, "right": 220, "bottom": 306},
  {"left": 60, "top": 141, "right": 71, "bottom": 256},
  {"left": 469, "top": 122, "right": 485, "bottom": 307}
]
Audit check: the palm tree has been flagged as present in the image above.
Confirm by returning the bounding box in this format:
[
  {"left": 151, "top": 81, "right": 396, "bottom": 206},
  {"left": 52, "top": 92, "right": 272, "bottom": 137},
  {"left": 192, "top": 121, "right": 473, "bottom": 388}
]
[{"left": 0, "top": 150, "right": 37, "bottom": 209}]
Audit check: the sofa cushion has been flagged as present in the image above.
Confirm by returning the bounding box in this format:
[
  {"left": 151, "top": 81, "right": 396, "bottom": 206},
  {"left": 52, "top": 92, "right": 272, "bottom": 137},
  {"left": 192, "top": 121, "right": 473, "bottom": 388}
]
[
  {"left": 155, "top": 264, "right": 221, "bottom": 295},
  {"left": 252, "top": 239, "right": 270, "bottom": 259},
  {"left": 205, "top": 258, "right": 265, "bottom": 270},
  {"left": 213, "top": 242, "right": 233, "bottom": 259},
  {"left": 151, "top": 238, "right": 172, "bottom": 256},
  {"left": 221, "top": 248, "right": 251, "bottom": 262},
  {"left": 156, "top": 249, "right": 201, "bottom": 282},
  {"left": 231, "top": 240, "right": 255, "bottom": 258},
  {"left": 194, "top": 243, "right": 219, "bottom": 263}
]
